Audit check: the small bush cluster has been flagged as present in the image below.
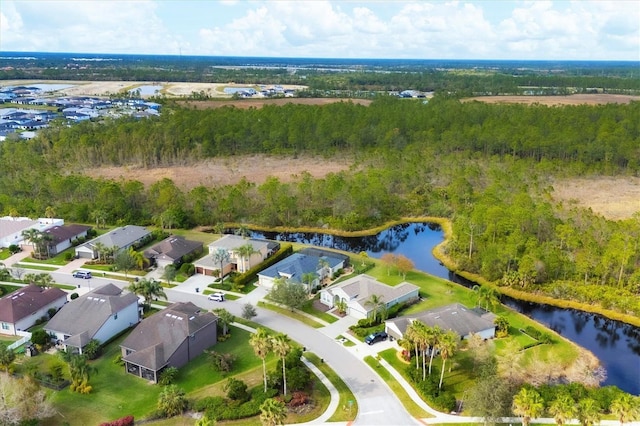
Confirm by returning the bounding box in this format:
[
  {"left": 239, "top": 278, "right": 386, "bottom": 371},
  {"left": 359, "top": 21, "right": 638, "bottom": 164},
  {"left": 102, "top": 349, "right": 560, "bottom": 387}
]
[
  {"left": 288, "top": 391, "right": 309, "bottom": 407},
  {"left": 194, "top": 387, "right": 279, "bottom": 421},
  {"left": 99, "top": 415, "right": 134, "bottom": 426},
  {"left": 405, "top": 366, "right": 457, "bottom": 413},
  {"left": 521, "top": 326, "right": 551, "bottom": 344}
]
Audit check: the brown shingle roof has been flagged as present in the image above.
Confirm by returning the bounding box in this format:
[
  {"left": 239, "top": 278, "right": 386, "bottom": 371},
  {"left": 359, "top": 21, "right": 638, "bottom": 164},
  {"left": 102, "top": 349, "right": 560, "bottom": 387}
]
[
  {"left": 121, "top": 302, "right": 217, "bottom": 371},
  {"left": 0, "top": 285, "right": 67, "bottom": 323},
  {"left": 144, "top": 236, "right": 202, "bottom": 263},
  {"left": 43, "top": 224, "right": 91, "bottom": 245}
]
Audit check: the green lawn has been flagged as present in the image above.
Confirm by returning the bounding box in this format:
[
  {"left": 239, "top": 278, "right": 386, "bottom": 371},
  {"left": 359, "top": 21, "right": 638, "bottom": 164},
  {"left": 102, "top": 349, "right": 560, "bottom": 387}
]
[
  {"left": 45, "top": 326, "right": 264, "bottom": 425},
  {"left": 300, "top": 298, "right": 338, "bottom": 324},
  {"left": 21, "top": 250, "right": 72, "bottom": 266},
  {"left": 363, "top": 355, "right": 433, "bottom": 419},
  {"left": 257, "top": 301, "right": 325, "bottom": 328},
  {"left": 13, "top": 263, "right": 58, "bottom": 272},
  {"left": 0, "top": 249, "right": 12, "bottom": 260},
  {"left": 305, "top": 352, "right": 358, "bottom": 422}
]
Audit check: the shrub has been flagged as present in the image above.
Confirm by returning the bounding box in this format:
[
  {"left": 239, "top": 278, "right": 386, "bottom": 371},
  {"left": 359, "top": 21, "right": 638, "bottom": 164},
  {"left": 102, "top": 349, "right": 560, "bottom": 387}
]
[
  {"left": 8, "top": 244, "right": 21, "bottom": 254},
  {"left": 70, "top": 293, "right": 79, "bottom": 300},
  {"left": 64, "top": 252, "right": 75, "bottom": 261},
  {"left": 30, "top": 329, "right": 50, "bottom": 346},
  {"left": 83, "top": 339, "right": 102, "bottom": 360},
  {"left": 179, "top": 262, "right": 195, "bottom": 276},
  {"left": 209, "top": 351, "right": 236, "bottom": 372},
  {"left": 48, "top": 307, "right": 58, "bottom": 319},
  {"left": 224, "top": 378, "right": 249, "bottom": 402},
  {"left": 289, "top": 391, "right": 309, "bottom": 407},
  {"left": 159, "top": 366, "right": 179, "bottom": 386}
]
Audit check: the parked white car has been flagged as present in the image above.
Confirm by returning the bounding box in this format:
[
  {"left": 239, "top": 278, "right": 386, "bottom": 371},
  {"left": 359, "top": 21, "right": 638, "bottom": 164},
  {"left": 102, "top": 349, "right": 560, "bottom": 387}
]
[{"left": 208, "top": 292, "right": 225, "bottom": 302}]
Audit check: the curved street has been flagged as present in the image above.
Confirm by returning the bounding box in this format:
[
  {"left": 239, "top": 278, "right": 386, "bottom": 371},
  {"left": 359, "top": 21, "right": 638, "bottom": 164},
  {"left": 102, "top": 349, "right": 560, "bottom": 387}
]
[{"left": 2, "top": 251, "right": 639, "bottom": 426}]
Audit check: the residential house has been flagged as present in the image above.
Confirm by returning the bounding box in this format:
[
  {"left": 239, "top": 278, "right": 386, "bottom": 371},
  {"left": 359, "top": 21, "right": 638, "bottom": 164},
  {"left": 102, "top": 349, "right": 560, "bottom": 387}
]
[
  {"left": 144, "top": 236, "right": 203, "bottom": 270},
  {"left": 0, "top": 285, "right": 67, "bottom": 335},
  {"left": 120, "top": 302, "right": 217, "bottom": 382},
  {"left": 194, "top": 234, "right": 278, "bottom": 276},
  {"left": 42, "top": 224, "right": 91, "bottom": 256},
  {"left": 45, "top": 284, "right": 139, "bottom": 354},
  {"left": 319, "top": 274, "right": 420, "bottom": 320},
  {"left": 385, "top": 303, "right": 497, "bottom": 341},
  {"left": 0, "top": 216, "right": 64, "bottom": 249},
  {"left": 75, "top": 225, "right": 151, "bottom": 259},
  {"left": 257, "top": 248, "right": 348, "bottom": 290}
]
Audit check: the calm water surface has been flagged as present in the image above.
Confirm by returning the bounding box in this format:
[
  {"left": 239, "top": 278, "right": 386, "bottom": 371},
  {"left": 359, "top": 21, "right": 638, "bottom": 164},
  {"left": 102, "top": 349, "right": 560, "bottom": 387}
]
[{"left": 248, "top": 222, "right": 640, "bottom": 395}]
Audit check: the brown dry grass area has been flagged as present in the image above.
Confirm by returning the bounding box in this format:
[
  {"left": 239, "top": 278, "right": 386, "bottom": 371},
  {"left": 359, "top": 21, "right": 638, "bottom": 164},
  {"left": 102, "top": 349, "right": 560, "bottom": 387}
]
[
  {"left": 552, "top": 176, "right": 640, "bottom": 220},
  {"left": 464, "top": 94, "right": 640, "bottom": 106},
  {"left": 84, "top": 155, "right": 353, "bottom": 190},
  {"left": 177, "top": 97, "right": 373, "bottom": 109}
]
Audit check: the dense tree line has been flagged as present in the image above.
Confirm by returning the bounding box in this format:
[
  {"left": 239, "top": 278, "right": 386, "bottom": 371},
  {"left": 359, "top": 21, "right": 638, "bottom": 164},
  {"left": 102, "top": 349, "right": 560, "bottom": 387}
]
[
  {"left": 1, "top": 98, "right": 639, "bottom": 318},
  {"left": 38, "top": 98, "right": 640, "bottom": 171}
]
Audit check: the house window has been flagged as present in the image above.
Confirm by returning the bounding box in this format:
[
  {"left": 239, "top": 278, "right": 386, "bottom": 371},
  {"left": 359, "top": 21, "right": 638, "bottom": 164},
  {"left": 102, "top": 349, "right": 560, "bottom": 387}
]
[{"left": 1, "top": 323, "right": 9, "bottom": 330}]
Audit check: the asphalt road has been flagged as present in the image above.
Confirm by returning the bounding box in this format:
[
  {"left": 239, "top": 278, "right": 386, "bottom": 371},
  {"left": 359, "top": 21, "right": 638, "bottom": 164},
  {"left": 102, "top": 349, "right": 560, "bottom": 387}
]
[{"left": 165, "top": 288, "right": 421, "bottom": 426}]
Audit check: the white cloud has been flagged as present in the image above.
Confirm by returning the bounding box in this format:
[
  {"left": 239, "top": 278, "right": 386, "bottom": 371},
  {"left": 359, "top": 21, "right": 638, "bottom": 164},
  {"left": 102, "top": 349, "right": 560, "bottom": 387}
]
[{"left": 0, "top": 0, "right": 638, "bottom": 59}]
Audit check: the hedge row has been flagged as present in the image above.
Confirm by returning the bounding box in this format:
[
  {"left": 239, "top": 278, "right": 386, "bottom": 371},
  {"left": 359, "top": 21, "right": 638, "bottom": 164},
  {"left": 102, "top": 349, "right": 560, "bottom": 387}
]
[{"left": 194, "top": 387, "right": 279, "bottom": 421}]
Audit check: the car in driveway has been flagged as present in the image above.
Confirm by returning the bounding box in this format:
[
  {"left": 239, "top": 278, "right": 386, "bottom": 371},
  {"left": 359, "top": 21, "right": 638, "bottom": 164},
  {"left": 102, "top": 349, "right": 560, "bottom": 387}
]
[
  {"left": 208, "top": 292, "right": 225, "bottom": 302},
  {"left": 72, "top": 270, "right": 92, "bottom": 279},
  {"left": 365, "top": 331, "right": 388, "bottom": 345}
]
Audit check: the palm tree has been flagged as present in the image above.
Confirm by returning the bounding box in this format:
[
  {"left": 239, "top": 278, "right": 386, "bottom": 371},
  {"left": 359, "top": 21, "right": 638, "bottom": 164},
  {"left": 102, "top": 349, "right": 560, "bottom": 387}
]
[
  {"left": 236, "top": 243, "right": 257, "bottom": 272},
  {"left": 365, "top": 294, "right": 385, "bottom": 323},
  {"left": 611, "top": 394, "right": 640, "bottom": 426},
  {"left": 549, "top": 394, "right": 578, "bottom": 426},
  {"left": 438, "top": 330, "right": 459, "bottom": 389},
  {"left": 162, "top": 264, "right": 178, "bottom": 285},
  {"left": 36, "top": 273, "right": 54, "bottom": 289},
  {"left": 92, "top": 241, "right": 108, "bottom": 263},
  {"left": 302, "top": 271, "right": 317, "bottom": 294},
  {"left": 235, "top": 224, "right": 250, "bottom": 239},
  {"left": 0, "top": 263, "right": 11, "bottom": 282},
  {"left": 317, "top": 257, "right": 330, "bottom": 283},
  {"left": 128, "top": 278, "right": 167, "bottom": 309},
  {"left": 427, "top": 325, "right": 443, "bottom": 376},
  {"left": 90, "top": 209, "right": 107, "bottom": 229},
  {"left": 271, "top": 333, "right": 291, "bottom": 397},
  {"left": 44, "top": 205, "right": 56, "bottom": 218},
  {"left": 21, "top": 229, "right": 43, "bottom": 257},
  {"left": 213, "top": 308, "right": 235, "bottom": 336},
  {"left": 512, "top": 387, "right": 545, "bottom": 426},
  {"left": 473, "top": 285, "right": 500, "bottom": 311},
  {"left": 259, "top": 398, "right": 287, "bottom": 426},
  {"left": 212, "top": 248, "right": 230, "bottom": 283},
  {"left": 577, "top": 398, "right": 602, "bottom": 426},
  {"left": 405, "top": 321, "right": 422, "bottom": 371},
  {"left": 250, "top": 328, "right": 272, "bottom": 393},
  {"left": 128, "top": 247, "right": 148, "bottom": 270},
  {"left": 157, "top": 385, "right": 188, "bottom": 417}
]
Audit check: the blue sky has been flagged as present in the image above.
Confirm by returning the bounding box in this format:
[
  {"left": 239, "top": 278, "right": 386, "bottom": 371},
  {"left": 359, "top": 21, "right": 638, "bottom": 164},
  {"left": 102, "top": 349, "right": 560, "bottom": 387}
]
[{"left": 1, "top": 1, "right": 638, "bottom": 60}]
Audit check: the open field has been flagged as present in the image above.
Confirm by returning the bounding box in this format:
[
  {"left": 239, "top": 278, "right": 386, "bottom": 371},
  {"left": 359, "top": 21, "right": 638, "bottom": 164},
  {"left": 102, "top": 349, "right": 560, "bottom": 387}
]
[
  {"left": 552, "top": 176, "right": 640, "bottom": 220},
  {"left": 83, "top": 155, "right": 354, "bottom": 189},
  {"left": 463, "top": 93, "right": 640, "bottom": 105}
]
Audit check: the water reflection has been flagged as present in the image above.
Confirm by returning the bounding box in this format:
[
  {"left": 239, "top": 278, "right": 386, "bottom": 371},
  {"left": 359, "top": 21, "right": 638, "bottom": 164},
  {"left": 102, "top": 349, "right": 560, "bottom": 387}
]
[{"left": 245, "top": 223, "right": 640, "bottom": 395}]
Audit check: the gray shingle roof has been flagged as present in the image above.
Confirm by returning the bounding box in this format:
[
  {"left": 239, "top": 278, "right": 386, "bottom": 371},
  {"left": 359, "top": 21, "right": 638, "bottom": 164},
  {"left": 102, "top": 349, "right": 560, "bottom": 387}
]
[
  {"left": 0, "top": 285, "right": 67, "bottom": 323},
  {"left": 388, "top": 303, "right": 497, "bottom": 338},
  {"left": 208, "top": 234, "right": 270, "bottom": 252},
  {"left": 45, "top": 284, "right": 138, "bottom": 340},
  {"left": 328, "top": 274, "right": 420, "bottom": 312},
  {"left": 120, "top": 302, "right": 217, "bottom": 371},
  {"left": 80, "top": 225, "right": 150, "bottom": 251},
  {"left": 144, "top": 236, "right": 202, "bottom": 263}
]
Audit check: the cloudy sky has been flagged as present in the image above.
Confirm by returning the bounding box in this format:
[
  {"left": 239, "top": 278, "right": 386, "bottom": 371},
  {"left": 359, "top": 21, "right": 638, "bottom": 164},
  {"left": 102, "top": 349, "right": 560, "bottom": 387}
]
[{"left": 1, "top": 0, "right": 638, "bottom": 60}]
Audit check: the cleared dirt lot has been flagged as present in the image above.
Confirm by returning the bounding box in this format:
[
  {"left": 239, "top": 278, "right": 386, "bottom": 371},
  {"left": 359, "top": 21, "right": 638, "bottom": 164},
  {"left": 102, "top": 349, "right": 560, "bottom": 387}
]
[
  {"left": 463, "top": 94, "right": 640, "bottom": 106},
  {"left": 552, "top": 177, "right": 640, "bottom": 220},
  {"left": 84, "top": 155, "right": 354, "bottom": 190}
]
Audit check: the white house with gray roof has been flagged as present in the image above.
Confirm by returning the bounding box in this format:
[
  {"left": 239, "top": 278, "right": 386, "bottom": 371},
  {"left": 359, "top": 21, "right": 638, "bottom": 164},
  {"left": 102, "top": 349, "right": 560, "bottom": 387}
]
[
  {"left": 45, "top": 284, "right": 139, "bottom": 354},
  {"left": 320, "top": 274, "right": 420, "bottom": 319},
  {"left": 75, "top": 225, "right": 151, "bottom": 259},
  {"left": 0, "top": 216, "right": 63, "bottom": 248},
  {"left": 385, "top": 303, "right": 497, "bottom": 341}
]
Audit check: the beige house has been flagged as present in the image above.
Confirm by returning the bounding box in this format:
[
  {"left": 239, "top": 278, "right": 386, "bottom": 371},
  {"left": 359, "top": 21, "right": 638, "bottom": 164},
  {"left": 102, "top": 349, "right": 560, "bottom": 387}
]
[{"left": 194, "top": 234, "right": 277, "bottom": 276}]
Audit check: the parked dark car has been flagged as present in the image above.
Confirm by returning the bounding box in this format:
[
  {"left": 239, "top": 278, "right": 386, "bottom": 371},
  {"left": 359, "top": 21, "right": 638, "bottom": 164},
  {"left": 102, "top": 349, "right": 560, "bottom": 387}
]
[{"left": 365, "top": 331, "right": 388, "bottom": 345}]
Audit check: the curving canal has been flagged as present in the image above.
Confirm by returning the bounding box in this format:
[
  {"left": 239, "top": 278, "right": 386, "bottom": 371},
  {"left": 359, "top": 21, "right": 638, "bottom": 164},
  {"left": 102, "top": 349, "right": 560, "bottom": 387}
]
[{"left": 249, "top": 222, "right": 640, "bottom": 395}]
